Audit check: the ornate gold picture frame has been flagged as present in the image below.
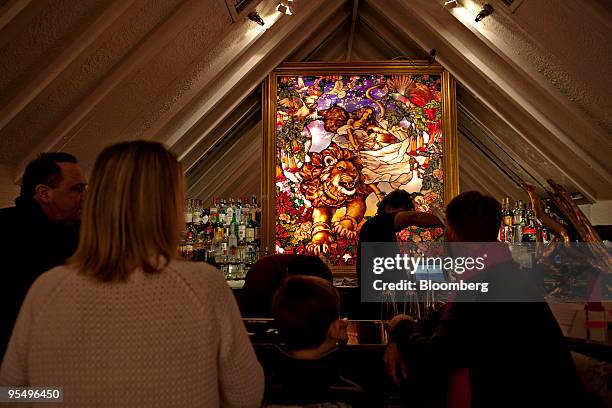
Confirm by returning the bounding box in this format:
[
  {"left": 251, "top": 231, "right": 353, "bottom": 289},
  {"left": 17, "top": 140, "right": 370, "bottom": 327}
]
[{"left": 262, "top": 62, "right": 458, "bottom": 273}]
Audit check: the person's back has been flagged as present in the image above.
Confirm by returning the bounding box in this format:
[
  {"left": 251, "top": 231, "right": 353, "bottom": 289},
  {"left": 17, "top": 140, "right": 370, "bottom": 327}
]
[
  {"left": 266, "top": 276, "right": 363, "bottom": 408},
  {"left": 240, "top": 254, "right": 333, "bottom": 317},
  {"left": 436, "top": 261, "right": 584, "bottom": 407},
  {"left": 386, "top": 191, "right": 585, "bottom": 407},
  {"left": 0, "top": 141, "right": 263, "bottom": 407},
  {"left": 2, "top": 260, "right": 261, "bottom": 407}
]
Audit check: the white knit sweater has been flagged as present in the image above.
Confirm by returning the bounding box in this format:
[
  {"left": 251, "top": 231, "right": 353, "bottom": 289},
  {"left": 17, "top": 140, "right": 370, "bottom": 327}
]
[{"left": 0, "top": 260, "right": 264, "bottom": 407}]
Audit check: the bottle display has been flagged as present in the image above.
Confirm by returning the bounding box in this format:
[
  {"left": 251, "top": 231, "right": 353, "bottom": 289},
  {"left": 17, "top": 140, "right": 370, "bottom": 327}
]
[
  {"left": 499, "top": 196, "right": 549, "bottom": 243},
  {"left": 179, "top": 196, "right": 261, "bottom": 280}
]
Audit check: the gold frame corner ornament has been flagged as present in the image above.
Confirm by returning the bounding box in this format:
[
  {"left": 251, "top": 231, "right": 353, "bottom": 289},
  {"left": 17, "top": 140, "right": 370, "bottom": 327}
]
[{"left": 261, "top": 61, "right": 458, "bottom": 260}]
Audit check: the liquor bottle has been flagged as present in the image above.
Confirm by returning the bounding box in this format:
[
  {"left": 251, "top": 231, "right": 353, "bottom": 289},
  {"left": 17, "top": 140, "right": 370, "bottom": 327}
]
[
  {"left": 499, "top": 197, "right": 514, "bottom": 243},
  {"left": 254, "top": 207, "right": 261, "bottom": 246},
  {"left": 521, "top": 203, "right": 537, "bottom": 242},
  {"left": 513, "top": 200, "right": 525, "bottom": 242},
  {"left": 503, "top": 197, "right": 514, "bottom": 227},
  {"left": 192, "top": 199, "right": 201, "bottom": 226},
  {"left": 238, "top": 212, "right": 246, "bottom": 242},
  {"left": 193, "top": 231, "right": 205, "bottom": 262},
  {"left": 220, "top": 229, "right": 229, "bottom": 264},
  {"left": 210, "top": 197, "right": 218, "bottom": 219},
  {"left": 184, "top": 199, "right": 193, "bottom": 225},
  {"left": 245, "top": 211, "right": 255, "bottom": 243},
  {"left": 236, "top": 197, "right": 243, "bottom": 218},
  {"left": 245, "top": 243, "right": 257, "bottom": 265},
  {"left": 185, "top": 220, "right": 197, "bottom": 245},
  {"left": 219, "top": 199, "right": 227, "bottom": 226},
  {"left": 228, "top": 213, "right": 238, "bottom": 262},
  {"left": 226, "top": 198, "right": 234, "bottom": 226},
  {"left": 214, "top": 214, "right": 224, "bottom": 252}
]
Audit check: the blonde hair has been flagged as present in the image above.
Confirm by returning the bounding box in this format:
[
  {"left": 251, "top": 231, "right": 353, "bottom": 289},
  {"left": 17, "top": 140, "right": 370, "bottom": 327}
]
[{"left": 70, "top": 140, "right": 184, "bottom": 282}]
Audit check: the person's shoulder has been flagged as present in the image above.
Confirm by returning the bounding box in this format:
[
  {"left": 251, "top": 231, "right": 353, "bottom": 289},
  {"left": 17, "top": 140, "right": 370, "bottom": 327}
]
[
  {"left": 0, "top": 205, "right": 18, "bottom": 221},
  {"left": 24, "top": 265, "right": 76, "bottom": 310},
  {"left": 31, "top": 265, "right": 75, "bottom": 289},
  {"left": 167, "top": 259, "right": 228, "bottom": 291},
  {"left": 359, "top": 215, "right": 378, "bottom": 233},
  {"left": 359, "top": 214, "right": 393, "bottom": 237}
]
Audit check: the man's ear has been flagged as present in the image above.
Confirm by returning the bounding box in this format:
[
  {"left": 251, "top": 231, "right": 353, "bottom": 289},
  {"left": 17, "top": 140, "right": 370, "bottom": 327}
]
[{"left": 34, "top": 184, "right": 51, "bottom": 204}]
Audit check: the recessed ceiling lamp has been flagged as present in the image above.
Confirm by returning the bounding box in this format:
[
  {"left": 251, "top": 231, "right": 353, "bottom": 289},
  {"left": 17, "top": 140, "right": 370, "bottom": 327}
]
[
  {"left": 443, "top": 0, "right": 458, "bottom": 9},
  {"left": 248, "top": 11, "right": 265, "bottom": 26},
  {"left": 276, "top": 0, "right": 294, "bottom": 15},
  {"left": 475, "top": 3, "right": 494, "bottom": 22}
]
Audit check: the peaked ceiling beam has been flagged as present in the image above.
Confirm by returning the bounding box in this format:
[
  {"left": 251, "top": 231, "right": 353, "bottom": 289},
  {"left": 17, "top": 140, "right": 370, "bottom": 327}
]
[
  {"left": 459, "top": 139, "right": 527, "bottom": 201},
  {"left": 366, "top": 0, "right": 610, "bottom": 201},
  {"left": 164, "top": 0, "right": 348, "bottom": 168},
  {"left": 288, "top": 8, "right": 350, "bottom": 62},
  {"left": 13, "top": 0, "right": 204, "bottom": 183},
  {"left": 442, "top": 1, "right": 612, "bottom": 173},
  {"left": 457, "top": 100, "right": 546, "bottom": 190},
  {"left": 358, "top": 1, "right": 429, "bottom": 59},
  {"left": 187, "top": 121, "right": 261, "bottom": 199},
  {"left": 181, "top": 91, "right": 261, "bottom": 173},
  {"left": 0, "top": 0, "right": 43, "bottom": 50},
  {"left": 184, "top": 3, "right": 351, "bottom": 172},
  {"left": 0, "top": 0, "right": 32, "bottom": 32},
  {"left": 346, "top": 0, "right": 359, "bottom": 61},
  {"left": 0, "top": 0, "right": 136, "bottom": 134}
]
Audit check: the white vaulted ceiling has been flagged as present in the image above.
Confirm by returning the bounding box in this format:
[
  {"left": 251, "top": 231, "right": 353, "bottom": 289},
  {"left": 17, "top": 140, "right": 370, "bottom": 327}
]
[{"left": 0, "top": 0, "right": 610, "bottom": 208}]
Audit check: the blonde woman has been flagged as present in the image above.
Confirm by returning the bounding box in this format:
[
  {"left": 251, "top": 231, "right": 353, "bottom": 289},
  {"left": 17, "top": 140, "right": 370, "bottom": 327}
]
[{"left": 0, "top": 141, "right": 264, "bottom": 407}]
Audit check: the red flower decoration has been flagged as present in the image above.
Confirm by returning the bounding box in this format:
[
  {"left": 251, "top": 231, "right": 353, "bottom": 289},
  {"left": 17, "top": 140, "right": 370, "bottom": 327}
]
[
  {"left": 409, "top": 83, "right": 434, "bottom": 107},
  {"left": 424, "top": 108, "right": 436, "bottom": 122}
]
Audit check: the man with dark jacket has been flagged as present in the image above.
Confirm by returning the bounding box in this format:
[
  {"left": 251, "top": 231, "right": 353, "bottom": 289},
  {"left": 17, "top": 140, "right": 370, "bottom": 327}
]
[
  {"left": 384, "top": 191, "right": 585, "bottom": 407},
  {"left": 356, "top": 189, "right": 444, "bottom": 318},
  {"left": 0, "top": 153, "right": 86, "bottom": 357}
]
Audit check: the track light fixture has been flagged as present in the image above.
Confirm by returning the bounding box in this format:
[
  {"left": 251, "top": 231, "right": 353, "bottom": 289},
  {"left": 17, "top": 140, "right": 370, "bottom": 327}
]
[
  {"left": 443, "top": 0, "right": 458, "bottom": 9},
  {"left": 276, "top": 0, "right": 294, "bottom": 15},
  {"left": 475, "top": 3, "right": 494, "bottom": 22},
  {"left": 248, "top": 11, "right": 265, "bottom": 26}
]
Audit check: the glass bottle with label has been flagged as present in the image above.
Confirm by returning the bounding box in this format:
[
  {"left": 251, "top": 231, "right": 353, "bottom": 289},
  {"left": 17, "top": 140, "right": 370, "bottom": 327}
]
[
  {"left": 521, "top": 203, "right": 537, "bottom": 242},
  {"left": 184, "top": 199, "right": 193, "bottom": 225},
  {"left": 499, "top": 197, "right": 514, "bottom": 243}
]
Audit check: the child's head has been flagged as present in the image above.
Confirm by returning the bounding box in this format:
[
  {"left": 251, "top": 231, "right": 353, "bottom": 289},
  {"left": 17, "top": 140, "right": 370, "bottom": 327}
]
[{"left": 272, "top": 275, "right": 344, "bottom": 352}]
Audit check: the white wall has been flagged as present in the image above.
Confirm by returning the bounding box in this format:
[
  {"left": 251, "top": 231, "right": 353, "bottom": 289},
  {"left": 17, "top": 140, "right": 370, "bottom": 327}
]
[{"left": 579, "top": 201, "right": 612, "bottom": 226}]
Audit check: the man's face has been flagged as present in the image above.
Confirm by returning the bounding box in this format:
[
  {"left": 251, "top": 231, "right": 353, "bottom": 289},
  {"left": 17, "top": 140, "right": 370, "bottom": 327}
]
[{"left": 45, "top": 162, "right": 87, "bottom": 223}]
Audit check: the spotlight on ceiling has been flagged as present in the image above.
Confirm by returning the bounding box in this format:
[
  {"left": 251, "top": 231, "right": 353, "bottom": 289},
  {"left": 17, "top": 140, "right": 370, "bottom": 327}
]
[
  {"left": 276, "top": 0, "right": 294, "bottom": 15},
  {"left": 248, "top": 11, "right": 265, "bottom": 26},
  {"left": 443, "top": 0, "right": 458, "bottom": 9},
  {"left": 475, "top": 3, "right": 494, "bottom": 22}
]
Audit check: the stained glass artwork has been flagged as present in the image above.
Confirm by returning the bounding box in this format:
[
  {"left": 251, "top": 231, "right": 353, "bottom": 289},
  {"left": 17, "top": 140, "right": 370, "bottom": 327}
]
[{"left": 274, "top": 74, "right": 446, "bottom": 266}]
